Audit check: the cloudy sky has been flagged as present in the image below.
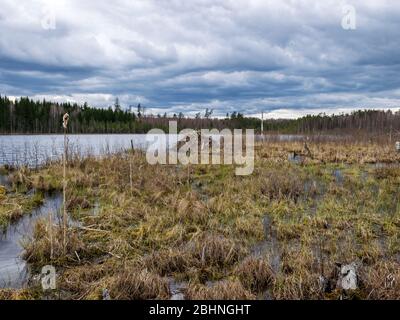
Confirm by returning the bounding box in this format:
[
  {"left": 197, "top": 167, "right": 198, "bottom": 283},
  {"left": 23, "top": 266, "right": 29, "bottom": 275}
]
[{"left": 1, "top": 0, "right": 400, "bottom": 118}]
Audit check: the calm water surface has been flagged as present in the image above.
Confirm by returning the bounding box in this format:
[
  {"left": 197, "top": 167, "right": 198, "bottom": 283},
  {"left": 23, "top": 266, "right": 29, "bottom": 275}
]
[
  {"left": 0, "top": 134, "right": 307, "bottom": 167},
  {"left": 0, "top": 134, "right": 155, "bottom": 167}
]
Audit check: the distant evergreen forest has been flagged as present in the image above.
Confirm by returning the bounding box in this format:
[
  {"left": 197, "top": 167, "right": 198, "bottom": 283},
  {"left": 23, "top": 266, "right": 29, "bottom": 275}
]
[{"left": 0, "top": 95, "right": 399, "bottom": 135}]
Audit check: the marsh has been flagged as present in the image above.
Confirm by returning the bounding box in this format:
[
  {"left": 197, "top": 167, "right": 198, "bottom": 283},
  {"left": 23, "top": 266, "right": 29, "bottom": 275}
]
[{"left": 0, "top": 139, "right": 399, "bottom": 300}]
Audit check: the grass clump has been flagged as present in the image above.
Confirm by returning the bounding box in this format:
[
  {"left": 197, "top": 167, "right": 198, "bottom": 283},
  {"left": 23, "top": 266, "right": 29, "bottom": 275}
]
[
  {"left": 0, "top": 289, "right": 38, "bottom": 300},
  {"left": 0, "top": 192, "right": 44, "bottom": 228},
  {"left": 234, "top": 256, "right": 274, "bottom": 293},
  {"left": 22, "top": 219, "right": 86, "bottom": 267},
  {"left": 360, "top": 261, "right": 400, "bottom": 300},
  {"left": 142, "top": 249, "right": 193, "bottom": 276},
  {"left": 186, "top": 233, "right": 248, "bottom": 268},
  {"left": 109, "top": 268, "right": 170, "bottom": 300}
]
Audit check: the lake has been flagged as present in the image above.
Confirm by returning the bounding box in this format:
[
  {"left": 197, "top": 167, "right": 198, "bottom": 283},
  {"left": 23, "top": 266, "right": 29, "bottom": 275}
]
[
  {"left": 0, "top": 134, "right": 307, "bottom": 167},
  {"left": 0, "top": 134, "right": 157, "bottom": 167}
]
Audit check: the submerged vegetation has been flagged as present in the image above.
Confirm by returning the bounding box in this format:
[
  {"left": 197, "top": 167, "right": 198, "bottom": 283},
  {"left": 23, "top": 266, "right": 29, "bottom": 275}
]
[{"left": 0, "top": 140, "right": 399, "bottom": 300}]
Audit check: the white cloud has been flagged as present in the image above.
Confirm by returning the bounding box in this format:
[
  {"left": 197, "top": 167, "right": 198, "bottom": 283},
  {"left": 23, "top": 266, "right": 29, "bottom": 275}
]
[{"left": 1, "top": 0, "right": 400, "bottom": 118}]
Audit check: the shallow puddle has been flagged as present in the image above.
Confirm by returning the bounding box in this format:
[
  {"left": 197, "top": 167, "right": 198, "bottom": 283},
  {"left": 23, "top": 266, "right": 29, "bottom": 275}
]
[
  {"left": 374, "top": 162, "right": 400, "bottom": 169},
  {"left": 0, "top": 193, "right": 62, "bottom": 288},
  {"left": 251, "top": 216, "right": 281, "bottom": 274},
  {"left": 169, "top": 279, "right": 187, "bottom": 300},
  {"left": 288, "top": 152, "right": 304, "bottom": 164},
  {"left": 0, "top": 174, "right": 11, "bottom": 189},
  {"left": 333, "top": 169, "right": 344, "bottom": 184}
]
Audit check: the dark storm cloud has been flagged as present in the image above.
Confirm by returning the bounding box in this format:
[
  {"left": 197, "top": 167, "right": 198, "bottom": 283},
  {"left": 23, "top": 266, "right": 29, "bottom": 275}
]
[{"left": 1, "top": 0, "right": 400, "bottom": 118}]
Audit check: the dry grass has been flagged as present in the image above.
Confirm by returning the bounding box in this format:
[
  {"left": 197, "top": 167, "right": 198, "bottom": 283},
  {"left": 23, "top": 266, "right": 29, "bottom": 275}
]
[
  {"left": 58, "top": 262, "right": 113, "bottom": 298},
  {"left": 0, "top": 289, "right": 37, "bottom": 300},
  {"left": 109, "top": 268, "right": 170, "bottom": 300},
  {"left": 259, "top": 168, "right": 310, "bottom": 201},
  {"left": 22, "top": 219, "right": 87, "bottom": 266},
  {"left": 186, "top": 233, "right": 248, "bottom": 268},
  {"left": 260, "top": 141, "right": 400, "bottom": 164},
  {"left": 359, "top": 261, "right": 400, "bottom": 300},
  {"left": 234, "top": 256, "right": 274, "bottom": 293},
  {"left": 2, "top": 141, "right": 399, "bottom": 300},
  {"left": 0, "top": 191, "right": 44, "bottom": 228},
  {"left": 142, "top": 249, "right": 193, "bottom": 276}
]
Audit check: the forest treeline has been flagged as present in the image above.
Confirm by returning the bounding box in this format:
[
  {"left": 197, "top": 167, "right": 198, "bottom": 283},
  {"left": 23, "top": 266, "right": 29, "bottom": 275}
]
[{"left": 0, "top": 95, "right": 399, "bottom": 135}]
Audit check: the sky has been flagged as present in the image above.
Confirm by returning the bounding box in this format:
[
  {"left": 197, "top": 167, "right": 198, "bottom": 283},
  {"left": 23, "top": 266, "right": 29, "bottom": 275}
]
[{"left": 1, "top": 0, "right": 400, "bottom": 118}]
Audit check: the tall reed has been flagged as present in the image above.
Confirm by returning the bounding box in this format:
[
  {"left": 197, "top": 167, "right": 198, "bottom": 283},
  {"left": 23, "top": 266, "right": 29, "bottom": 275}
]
[{"left": 62, "top": 113, "right": 69, "bottom": 253}]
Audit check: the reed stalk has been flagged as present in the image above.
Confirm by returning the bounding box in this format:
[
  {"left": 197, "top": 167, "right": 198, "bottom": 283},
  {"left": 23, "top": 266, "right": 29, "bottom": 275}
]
[
  {"left": 49, "top": 212, "right": 53, "bottom": 260},
  {"left": 129, "top": 157, "right": 133, "bottom": 193},
  {"left": 62, "top": 113, "right": 69, "bottom": 254}
]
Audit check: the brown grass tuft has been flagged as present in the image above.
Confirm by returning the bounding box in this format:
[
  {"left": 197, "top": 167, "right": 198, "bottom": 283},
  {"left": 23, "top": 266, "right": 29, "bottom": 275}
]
[
  {"left": 234, "top": 256, "right": 274, "bottom": 293},
  {"left": 22, "top": 219, "right": 86, "bottom": 266},
  {"left": 142, "top": 249, "right": 193, "bottom": 276},
  {"left": 109, "top": 269, "right": 170, "bottom": 300},
  {"left": 0, "top": 289, "right": 36, "bottom": 300},
  {"left": 360, "top": 261, "right": 400, "bottom": 300},
  {"left": 260, "top": 169, "right": 306, "bottom": 201},
  {"left": 186, "top": 233, "right": 248, "bottom": 268}
]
